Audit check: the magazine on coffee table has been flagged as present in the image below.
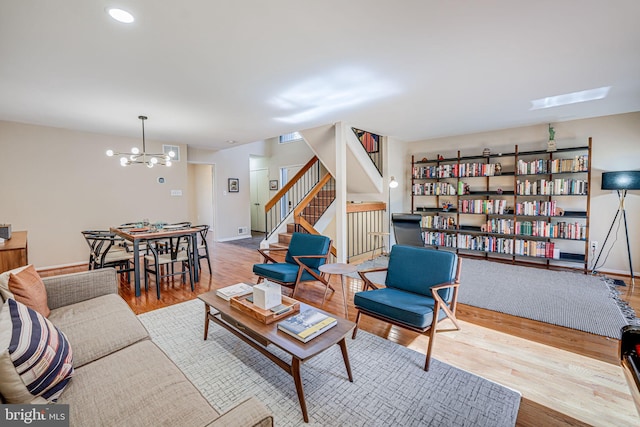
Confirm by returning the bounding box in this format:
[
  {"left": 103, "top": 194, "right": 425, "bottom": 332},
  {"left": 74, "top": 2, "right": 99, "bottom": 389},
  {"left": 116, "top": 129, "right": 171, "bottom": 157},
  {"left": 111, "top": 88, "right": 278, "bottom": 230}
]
[{"left": 277, "top": 309, "right": 337, "bottom": 343}]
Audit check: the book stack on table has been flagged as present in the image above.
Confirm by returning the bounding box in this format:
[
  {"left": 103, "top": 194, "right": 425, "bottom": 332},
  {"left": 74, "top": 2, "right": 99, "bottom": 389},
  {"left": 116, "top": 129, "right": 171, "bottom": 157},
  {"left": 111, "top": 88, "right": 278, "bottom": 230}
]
[{"left": 277, "top": 309, "right": 337, "bottom": 343}]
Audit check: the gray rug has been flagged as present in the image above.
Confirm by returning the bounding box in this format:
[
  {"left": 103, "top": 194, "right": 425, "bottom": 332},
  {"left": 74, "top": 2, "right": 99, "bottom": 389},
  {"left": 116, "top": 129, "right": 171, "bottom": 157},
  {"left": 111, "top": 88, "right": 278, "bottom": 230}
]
[
  {"left": 220, "top": 233, "right": 264, "bottom": 250},
  {"left": 348, "top": 256, "right": 637, "bottom": 339},
  {"left": 139, "top": 299, "right": 521, "bottom": 427}
]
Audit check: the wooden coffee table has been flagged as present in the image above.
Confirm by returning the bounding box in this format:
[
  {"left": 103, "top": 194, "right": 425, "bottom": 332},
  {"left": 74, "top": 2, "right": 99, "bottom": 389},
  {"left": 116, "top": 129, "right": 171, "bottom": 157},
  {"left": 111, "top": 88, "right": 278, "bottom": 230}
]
[{"left": 198, "top": 290, "right": 356, "bottom": 423}]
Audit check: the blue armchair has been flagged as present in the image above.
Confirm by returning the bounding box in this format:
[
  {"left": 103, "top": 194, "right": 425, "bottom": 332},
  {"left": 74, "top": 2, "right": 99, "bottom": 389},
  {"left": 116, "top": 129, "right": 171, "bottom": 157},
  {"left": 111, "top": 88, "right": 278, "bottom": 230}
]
[
  {"left": 253, "top": 232, "right": 333, "bottom": 300},
  {"left": 352, "top": 245, "right": 461, "bottom": 371}
]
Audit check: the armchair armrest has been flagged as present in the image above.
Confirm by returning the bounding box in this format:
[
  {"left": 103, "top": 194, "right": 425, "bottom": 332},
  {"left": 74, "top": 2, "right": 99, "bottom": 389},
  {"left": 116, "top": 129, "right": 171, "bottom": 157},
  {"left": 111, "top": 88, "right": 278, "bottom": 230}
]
[
  {"left": 43, "top": 268, "right": 118, "bottom": 310},
  {"left": 291, "top": 255, "right": 330, "bottom": 284},
  {"left": 207, "top": 397, "right": 273, "bottom": 427},
  {"left": 257, "top": 247, "right": 288, "bottom": 263},
  {"left": 357, "top": 267, "right": 388, "bottom": 291}
]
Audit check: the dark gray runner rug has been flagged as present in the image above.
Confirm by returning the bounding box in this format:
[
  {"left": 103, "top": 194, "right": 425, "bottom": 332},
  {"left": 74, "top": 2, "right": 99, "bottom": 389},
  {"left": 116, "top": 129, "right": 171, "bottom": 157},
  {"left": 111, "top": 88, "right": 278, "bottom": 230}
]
[
  {"left": 139, "top": 299, "right": 521, "bottom": 427},
  {"left": 219, "top": 233, "right": 264, "bottom": 250},
  {"left": 348, "top": 256, "right": 637, "bottom": 339}
]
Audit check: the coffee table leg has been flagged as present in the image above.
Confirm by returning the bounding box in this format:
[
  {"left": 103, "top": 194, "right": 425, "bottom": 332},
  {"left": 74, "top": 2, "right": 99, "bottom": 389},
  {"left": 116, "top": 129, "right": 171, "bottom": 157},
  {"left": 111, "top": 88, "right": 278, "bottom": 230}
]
[
  {"left": 203, "top": 304, "right": 210, "bottom": 340},
  {"left": 338, "top": 338, "right": 353, "bottom": 382},
  {"left": 292, "top": 357, "right": 309, "bottom": 423}
]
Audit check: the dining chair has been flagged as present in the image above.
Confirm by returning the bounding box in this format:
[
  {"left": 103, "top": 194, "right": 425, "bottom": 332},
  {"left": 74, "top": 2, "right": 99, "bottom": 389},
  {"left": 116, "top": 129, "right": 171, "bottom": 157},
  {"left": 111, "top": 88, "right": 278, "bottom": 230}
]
[
  {"left": 194, "top": 224, "right": 212, "bottom": 274},
  {"left": 81, "top": 230, "right": 134, "bottom": 281},
  {"left": 143, "top": 235, "right": 194, "bottom": 299}
]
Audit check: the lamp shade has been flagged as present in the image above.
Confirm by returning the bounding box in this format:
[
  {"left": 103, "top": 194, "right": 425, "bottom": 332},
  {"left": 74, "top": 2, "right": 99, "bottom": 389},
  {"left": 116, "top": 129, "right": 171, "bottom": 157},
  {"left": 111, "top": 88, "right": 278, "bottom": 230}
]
[{"left": 601, "top": 171, "right": 640, "bottom": 190}]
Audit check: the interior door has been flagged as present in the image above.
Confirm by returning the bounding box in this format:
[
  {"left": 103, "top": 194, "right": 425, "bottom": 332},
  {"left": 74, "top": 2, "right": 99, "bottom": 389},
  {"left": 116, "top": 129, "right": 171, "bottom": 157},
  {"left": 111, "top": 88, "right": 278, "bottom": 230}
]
[{"left": 250, "top": 169, "right": 269, "bottom": 232}]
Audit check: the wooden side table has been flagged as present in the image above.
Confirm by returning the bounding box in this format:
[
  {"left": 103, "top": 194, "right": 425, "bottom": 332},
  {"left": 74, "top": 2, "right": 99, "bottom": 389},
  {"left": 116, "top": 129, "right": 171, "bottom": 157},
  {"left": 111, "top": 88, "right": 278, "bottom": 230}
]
[
  {"left": 318, "top": 263, "right": 358, "bottom": 316},
  {"left": 0, "top": 231, "right": 28, "bottom": 273},
  {"left": 368, "top": 231, "right": 389, "bottom": 259}
]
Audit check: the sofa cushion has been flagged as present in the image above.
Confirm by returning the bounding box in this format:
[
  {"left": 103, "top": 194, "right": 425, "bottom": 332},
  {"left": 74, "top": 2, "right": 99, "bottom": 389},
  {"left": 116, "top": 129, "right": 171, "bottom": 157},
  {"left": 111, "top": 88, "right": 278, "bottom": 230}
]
[
  {"left": 48, "top": 294, "right": 148, "bottom": 368},
  {"left": 7, "top": 265, "right": 50, "bottom": 317},
  {"left": 0, "top": 265, "right": 29, "bottom": 302},
  {"left": 0, "top": 298, "right": 74, "bottom": 403},
  {"left": 354, "top": 287, "right": 444, "bottom": 329},
  {"left": 58, "top": 339, "right": 219, "bottom": 426}
]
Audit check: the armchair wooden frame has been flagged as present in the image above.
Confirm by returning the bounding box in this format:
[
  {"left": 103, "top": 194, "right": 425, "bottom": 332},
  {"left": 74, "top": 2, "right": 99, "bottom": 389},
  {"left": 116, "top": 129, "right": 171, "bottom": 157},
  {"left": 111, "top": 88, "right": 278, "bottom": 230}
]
[
  {"left": 352, "top": 257, "right": 462, "bottom": 371},
  {"left": 256, "top": 245, "right": 336, "bottom": 301}
]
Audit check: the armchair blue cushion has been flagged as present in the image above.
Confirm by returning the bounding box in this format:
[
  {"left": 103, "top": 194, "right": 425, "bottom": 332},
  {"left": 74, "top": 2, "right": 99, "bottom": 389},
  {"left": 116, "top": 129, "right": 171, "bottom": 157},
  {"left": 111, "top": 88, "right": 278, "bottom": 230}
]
[
  {"left": 353, "top": 245, "right": 461, "bottom": 370},
  {"left": 252, "top": 232, "right": 332, "bottom": 299}
]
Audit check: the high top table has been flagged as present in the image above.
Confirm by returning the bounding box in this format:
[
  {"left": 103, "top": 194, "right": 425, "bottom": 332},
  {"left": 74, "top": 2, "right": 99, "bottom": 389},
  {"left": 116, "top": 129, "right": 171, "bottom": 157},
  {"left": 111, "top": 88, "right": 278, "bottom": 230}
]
[{"left": 110, "top": 226, "right": 200, "bottom": 297}]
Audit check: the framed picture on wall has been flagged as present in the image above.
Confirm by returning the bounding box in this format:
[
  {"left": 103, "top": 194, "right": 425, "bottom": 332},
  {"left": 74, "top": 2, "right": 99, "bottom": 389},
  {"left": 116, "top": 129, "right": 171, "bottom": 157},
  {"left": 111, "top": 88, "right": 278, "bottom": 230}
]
[
  {"left": 269, "top": 180, "right": 278, "bottom": 190},
  {"left": 228, "top": 178, "right": 239, "bottom": 193}
]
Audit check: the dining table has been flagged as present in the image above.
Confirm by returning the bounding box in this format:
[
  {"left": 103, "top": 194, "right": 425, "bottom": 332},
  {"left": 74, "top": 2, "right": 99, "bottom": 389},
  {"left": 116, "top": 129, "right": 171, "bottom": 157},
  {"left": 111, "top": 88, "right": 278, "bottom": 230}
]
[{"left": 110, "top": 225, "right": 201, "bottom": 297}]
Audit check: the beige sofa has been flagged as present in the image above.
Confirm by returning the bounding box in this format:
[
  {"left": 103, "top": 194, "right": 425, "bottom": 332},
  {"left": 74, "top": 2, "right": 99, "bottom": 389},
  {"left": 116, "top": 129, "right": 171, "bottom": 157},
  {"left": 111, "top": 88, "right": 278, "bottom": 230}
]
[{"left": 43, "top": 268, "right": 273, "bottom": 427}]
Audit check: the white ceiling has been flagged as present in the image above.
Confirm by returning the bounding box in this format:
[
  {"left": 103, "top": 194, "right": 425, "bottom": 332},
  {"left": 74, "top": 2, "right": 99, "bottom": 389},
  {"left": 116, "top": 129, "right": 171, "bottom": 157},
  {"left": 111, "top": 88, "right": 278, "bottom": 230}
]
[{"left": 1, "top": 1, "right": 639, "bottom": 150}]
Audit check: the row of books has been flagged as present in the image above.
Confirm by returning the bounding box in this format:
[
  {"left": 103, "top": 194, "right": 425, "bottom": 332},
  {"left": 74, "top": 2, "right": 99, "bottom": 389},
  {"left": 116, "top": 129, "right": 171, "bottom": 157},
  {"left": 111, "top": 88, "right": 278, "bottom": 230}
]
[
  {"left": 412, "top": 182, "right": 457, "bottom": 196},
  {"left": 421, "top": 215, "right": 456, "bottom": 230},
  {"left": 458, "top": 199, "right": 509, "bottom": 215},
  {"left": 515, "top": 221, "right": 586, "bottom": 240},
  {"left": 424, "top": 232, "right": 457, "bottom": 247},
  {"left": 413, "top": 162, "right": 502, "bottom": 179},
  {"left": 514, "top": 240, "right": 560, "bottom": 258},
  {"left": 517, "top": 155, "right": 588, "bottom": 175},
  {"left": 516, "top": 179, "right": 588, "bottom": 196},
  {"left": 457, "top": 235, "right": 514, "bottom": 254},
  {"left": 515, "top": 200, "right": 558, "bottom": 216}
]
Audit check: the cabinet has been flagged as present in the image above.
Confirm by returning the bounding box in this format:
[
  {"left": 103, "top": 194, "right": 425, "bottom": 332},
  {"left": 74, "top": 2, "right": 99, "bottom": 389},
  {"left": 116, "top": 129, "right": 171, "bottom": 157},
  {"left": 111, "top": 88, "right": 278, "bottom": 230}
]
[
  {"left": 410, "top": 139, "right": 591, "bottom": 272},
  {"left": 0, "top": 230, "right": 28, "bottom": 273}
]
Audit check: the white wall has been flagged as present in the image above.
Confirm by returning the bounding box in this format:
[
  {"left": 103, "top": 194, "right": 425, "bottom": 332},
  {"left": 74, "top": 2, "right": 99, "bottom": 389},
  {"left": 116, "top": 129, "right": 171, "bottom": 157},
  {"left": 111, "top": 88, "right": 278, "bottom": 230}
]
[
  {"left": 0, "top": 120, "right": 188, "bottom": 268},
  {"left": 187, "top": 164, "right": 213, "bottom": 229},
  {"left": 188, "top": 141, "right": 268, "bottom": 241},
  {"left": 401, "top": 112, "right": 640, "bottom": 277}
]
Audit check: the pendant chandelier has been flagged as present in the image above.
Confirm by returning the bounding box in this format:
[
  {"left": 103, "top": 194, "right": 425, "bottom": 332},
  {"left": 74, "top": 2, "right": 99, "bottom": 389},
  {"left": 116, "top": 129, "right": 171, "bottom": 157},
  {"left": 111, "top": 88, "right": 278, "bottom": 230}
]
[{"left": 106, "top": 116, "right": 175, "bottom": 167}]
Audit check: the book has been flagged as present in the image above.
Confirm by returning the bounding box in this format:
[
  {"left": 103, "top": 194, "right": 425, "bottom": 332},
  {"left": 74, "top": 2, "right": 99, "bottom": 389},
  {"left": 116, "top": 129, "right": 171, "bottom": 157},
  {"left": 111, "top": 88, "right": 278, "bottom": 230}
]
[
  {"left": 216, "top": 283, "right": 253, "bottom": 301},
  {"left": 277, "top": 309, "right": 337, "bottom": 343}
]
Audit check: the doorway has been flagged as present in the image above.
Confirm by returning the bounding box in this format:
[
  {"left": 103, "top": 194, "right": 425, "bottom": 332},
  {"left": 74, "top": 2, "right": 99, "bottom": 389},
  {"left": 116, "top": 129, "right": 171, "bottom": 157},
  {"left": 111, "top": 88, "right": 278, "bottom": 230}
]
[{"left": 250, "top": 168, "right": 269, "bottom": 232}]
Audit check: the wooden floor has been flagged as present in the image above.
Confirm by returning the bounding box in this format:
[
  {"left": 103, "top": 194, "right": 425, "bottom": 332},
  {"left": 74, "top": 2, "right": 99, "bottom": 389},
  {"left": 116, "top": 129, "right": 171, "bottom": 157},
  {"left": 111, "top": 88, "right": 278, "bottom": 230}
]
[{"left": 44, "top": 240, "right": 640, "bottom": 426}]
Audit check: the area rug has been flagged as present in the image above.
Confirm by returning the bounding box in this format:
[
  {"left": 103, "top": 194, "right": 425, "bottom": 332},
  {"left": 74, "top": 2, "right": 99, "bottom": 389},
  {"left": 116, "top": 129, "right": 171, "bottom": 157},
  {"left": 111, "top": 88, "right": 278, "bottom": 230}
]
[
  {"left": 219, "top": 233, "right": 264, "bottom": 250},
  {"left": 139, "top": 299, "right": 521, "bottom": 427},
  {"left": 348, "top": 256, "right": 637, "bottom": 339}
]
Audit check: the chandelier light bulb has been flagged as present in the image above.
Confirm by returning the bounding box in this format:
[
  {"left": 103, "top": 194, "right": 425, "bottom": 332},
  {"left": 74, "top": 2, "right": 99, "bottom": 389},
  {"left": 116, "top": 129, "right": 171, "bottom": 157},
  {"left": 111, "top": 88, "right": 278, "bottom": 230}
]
[
  {"left": 106, "top": 149, "right": 114, "bottom": 157},
  {"left": 131, "top": 147, "right": 140, "bottom": 154},
  {"left": 166, "top": 160, "right": 172, "bottom": 167},
  {"left": 150, "top": 157, "right": 158, "bottom": 164},
  {"left": 120, "top": 156, "right": 128, "bottom": 164},
  {"left": 147, "top": 162, "right": 154, "bottom": 168},
  {"left": 168, "top": 151, "right": 176, "bottom": 158}
]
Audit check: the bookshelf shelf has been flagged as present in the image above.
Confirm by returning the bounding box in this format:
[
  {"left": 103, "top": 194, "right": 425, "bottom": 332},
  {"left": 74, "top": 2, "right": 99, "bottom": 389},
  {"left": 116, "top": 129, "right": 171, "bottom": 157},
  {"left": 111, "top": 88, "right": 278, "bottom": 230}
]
[{"left": 410, "top": 139, "right": 592, "bottom": 272}]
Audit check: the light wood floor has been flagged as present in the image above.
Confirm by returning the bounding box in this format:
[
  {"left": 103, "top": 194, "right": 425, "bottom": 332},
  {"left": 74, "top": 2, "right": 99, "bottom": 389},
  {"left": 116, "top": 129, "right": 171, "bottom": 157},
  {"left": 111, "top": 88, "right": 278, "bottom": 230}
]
[{"left": 43, "top": 241, "right": 640, "bottom": 426}]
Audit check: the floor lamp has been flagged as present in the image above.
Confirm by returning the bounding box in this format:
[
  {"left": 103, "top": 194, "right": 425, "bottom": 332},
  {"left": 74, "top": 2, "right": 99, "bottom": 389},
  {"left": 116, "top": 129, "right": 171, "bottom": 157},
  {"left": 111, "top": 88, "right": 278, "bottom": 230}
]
[
  {"left": 388, "top": 176, "right": 399, "bottom": 249},
  {"left": 592, "top": 170, "right": 640, "bottom": 286}
]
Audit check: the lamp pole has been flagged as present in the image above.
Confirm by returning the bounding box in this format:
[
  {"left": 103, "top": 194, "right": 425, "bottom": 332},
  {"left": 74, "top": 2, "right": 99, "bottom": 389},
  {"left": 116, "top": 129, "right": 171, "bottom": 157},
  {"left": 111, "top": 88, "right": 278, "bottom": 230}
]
[{"left": 388, "top": 176, "right": 398, "bottom": 249}]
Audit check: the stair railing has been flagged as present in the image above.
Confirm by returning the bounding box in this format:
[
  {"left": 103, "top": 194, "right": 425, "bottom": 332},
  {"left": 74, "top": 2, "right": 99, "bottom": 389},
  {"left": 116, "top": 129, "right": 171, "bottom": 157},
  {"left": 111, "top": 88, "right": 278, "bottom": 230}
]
[
  {"left": 351, "top": 127, "right": 383, "bottom": 176},
  {"left": 293, "top": 173, "right": 335, "bottom": 227},
  {"left": 264, "top": 156, "right": 321, "bottom": 239}
]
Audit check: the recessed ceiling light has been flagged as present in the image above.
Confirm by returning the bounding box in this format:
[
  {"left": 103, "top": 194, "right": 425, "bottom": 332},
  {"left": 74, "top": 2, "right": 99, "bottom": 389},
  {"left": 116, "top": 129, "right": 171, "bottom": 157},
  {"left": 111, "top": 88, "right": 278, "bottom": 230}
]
[
  {"left": 227, "top": 140, "right": 237, "bottom": 144},
  {"left": 107, "top": 8, "right": 135, "bottom": 24},
  {"left": 530, "top": 86, "right": 610, "bottom": 110}
]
